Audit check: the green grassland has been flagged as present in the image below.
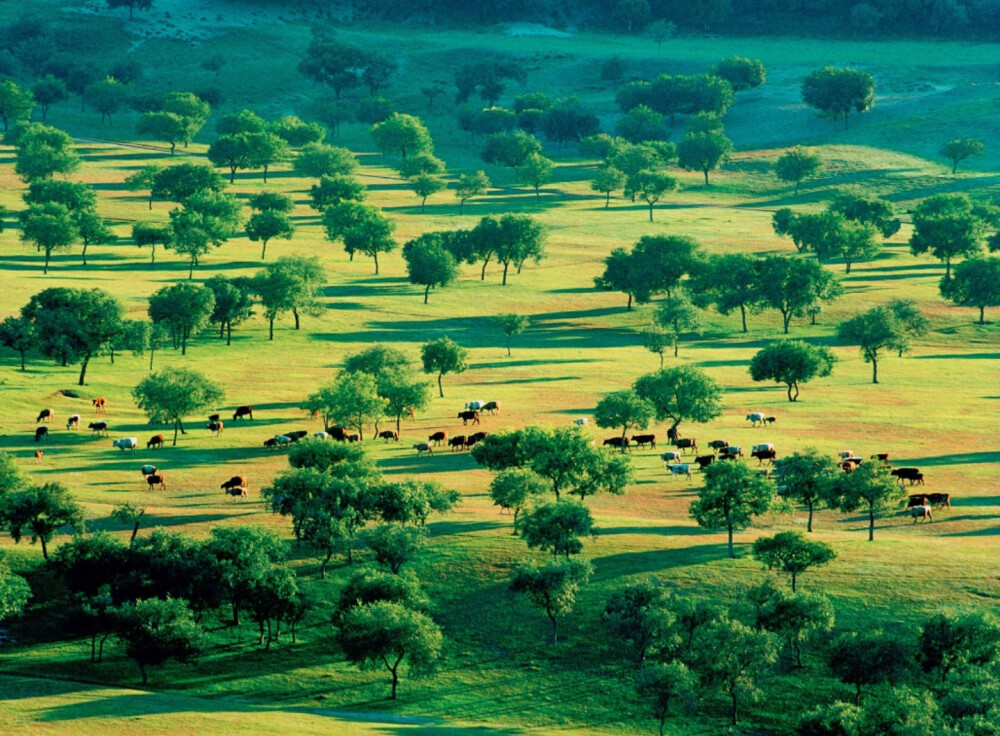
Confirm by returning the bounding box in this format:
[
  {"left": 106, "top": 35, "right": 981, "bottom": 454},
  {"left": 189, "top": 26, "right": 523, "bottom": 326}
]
[{"left": 0, "top": 4, "right": 999, "bottom": 734}]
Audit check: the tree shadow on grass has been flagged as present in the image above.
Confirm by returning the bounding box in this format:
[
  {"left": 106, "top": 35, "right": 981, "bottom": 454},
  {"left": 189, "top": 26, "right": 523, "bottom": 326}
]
[
  {"left": 87, "top": 512, "right": 240, "bottom": 532},
  {"left": 911, "top": 353, "right": 999, "bottom": 360},
  {"left": 590, "top": 544, "right": 728, "bottom": 581},
  {"left": 427, "top": 520, "right": 506, "bottom": 536},
  {"left": 900, "top": 451, "right": 1000, "bottom": 466},
  {"left": 470, "top": 358, "right": 599, "bottom": 370}
]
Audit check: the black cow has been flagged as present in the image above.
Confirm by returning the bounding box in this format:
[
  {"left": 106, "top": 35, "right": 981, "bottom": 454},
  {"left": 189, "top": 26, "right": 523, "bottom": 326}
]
[
  {"left": 673, "top": 438, "right": 698, "bottom": 454},
  {"left": 694, "top": 454, "right": 714, "bottom": 470},
  {"left": 449, "top": 435, "right": 467, "bottom": 451},
  {"left": 458, "top": 410, "right": 480, "bottom": 425},
  {"left": 89, "top": 421, "right": 109, "bottom": 436},
  {"left": 630, "top": 434, "right": 656, "bottom": 449},
  {"left": 233, "top": 405, "right": 254, "bottom": 421},
  {"left": 603, "top": 437, "right": 630, "bottom": 451},
  {"left": 34, "top": 426, "right": 48, "bottom": 442}
]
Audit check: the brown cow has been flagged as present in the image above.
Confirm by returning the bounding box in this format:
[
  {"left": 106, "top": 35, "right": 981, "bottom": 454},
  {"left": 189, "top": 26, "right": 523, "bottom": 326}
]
[
  {"left": 926, "top": 493, "right": 951, "bottom": 509},
  {"left": 207, "top": 421, "right": 224, "bottom": 436},
  {"left": 92, "top": 397, "right": 106, "bottom": 414},
  {"left": 221, "top": 476, "right": 247, "bottom": 492},
  {"left": 36, "top": 408, "right": 54, "bottom": 423},
  {"left": 458, "top": 410, "right": 480, "bottom": 426},
  {"left": 449, "top": 435, "right": 467, "bottom": 451},
  {"left": 379, "top": 430, "right": 399, "bottom": 442},
  {"left": 466, "top": 431, "right": 488, "bottom": 448},
  {"left": 907, "top": 494, "right": 927, "bottom": 508},
  {"left": 146, "top": 473, "right": 166, "bottom": 491},
  {"left": 34, "top": 450, "right": 43, "bottom": 464},
  {"left": 483, "top": 401, "right": 501, "bottom": 414},
  {"left": 147, "top": 434, "right": 165, "bottom": 449},
  {"left": 233, "top": 405, "right": 254, "bottom": 421},
  {"left": 428, "top": 431, "right": 447, "bottom": 446}
]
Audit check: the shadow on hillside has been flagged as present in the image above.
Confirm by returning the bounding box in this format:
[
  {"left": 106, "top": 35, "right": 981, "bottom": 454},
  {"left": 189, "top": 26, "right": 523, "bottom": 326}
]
[
  {"left": 912, "top": 353, "right": 999, "bottom": 361},
  {"left": 599, "top": 524, "right": 706, "bottom": 537},
  {"left": 87, "top": 512, "right": 242, "bottom": 532},
  {"left": 590, "top": 544, "right": 727, "bottom": 580},
  {"left": 470, "top": 358, "right": 599, "bottom": 370},
  {"left": 902, "top": 451, "right": 1000, "bottom": 466},
  {"left": 428, "top": 520, "right": 506, "bottom": 536}
]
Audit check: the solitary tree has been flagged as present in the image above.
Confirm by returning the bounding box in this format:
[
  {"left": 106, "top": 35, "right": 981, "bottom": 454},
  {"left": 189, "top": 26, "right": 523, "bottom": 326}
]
[
  {"left": 940, "top": 257, "right": 1000, "bottom": 324},
  {"left": 85, "top": 77, "right": 127, "bottom": 125},
  {"left": 252, "top": 256, "right": 325, "bottom": 337},
  {"left": 774, "top": 147, "right": 822, "bottom": 194},
  {"left": 31, "top": 75, "right": 68, "bottom": 122},
  {"left": 909, "top": 193, "right": 986, "bottom": 279},
  {"left": 749, "top": 340, "right": 836, "bottom": 401},
  {"left": 837, "top": 306, "right": 906, "bottom": 384},
  {"left": 602, "top": 581, "right": 677, "bottom": 680},
  {"left": 757, "top": 256, "right": 842, "bottom": 333},
  {"left": 825, "top": 462, "right": 906, "bottom": 542},
  {"left": 595, "top": 390, "right": 655, "bottom": 450},
  {"left": 246, "top": 209, "right": 294, "bottom": 260},
  {"left": 775, "top": 449, "right": 842, "bottom": 533},
  {"left": 757, "top": 590, "right": 834, "bottom": 667},
  {"left": 408, "top": 173, "right": 445, "bottom": 212},
  {"left": 402, "top": 235, "right": 458, "bottom": 303},
  {"left": 640, "top": 327, "right": 671, "bottom": 368},
  {"left": 19, "top": 203, "right": 77, "bottom": 274},
  {"left": 692, "top": 618, "right": 778, "bottom": 725},
  {"left": 420, "top": 337, "right": 468, "bottom": 397},
  {"left": 304, "top": 372, "right": 387, "bottom": 441},
  {"left": 115, "top": 597, "right": 202, "bottom": 686},
  {"left": 491, "top": 313, "right": 529, "bottom": 356},
  {"left": 677, "top": 130, "right": 733, "bottom": 185},
  {"left": 642, "top": 661, "right": 696, "bottom": 736},
  {"left": 753, "top": 532, "right": 836, "bottom": 592},
  {"left": 630, "top": 169, "right": 677, "bottom": 220},
  {"left": 510, "top": 558, "right": 592, "bottom": 644},
  {"left": 167, "top": 191, "right": 242, "bottom": 278},
  {"left": 11, "top": 123, "right": 80, "bottom": 182},
  {"left": 336, "top": 601, "right": 442, "bottom": 700},
  {"left": 691, "top": 462, "right": 774, "bottom": 559},
  {"left": 455, "top": 170, "right": 490, "bottom": 213},
  {"left": 801, "top": 67, "right": 875, "bottom": 129},
  {"left": 0, "top": 482, "right": 84, "bottom": 560},
  {"left": 516, "top": 153, "right": 555, "bottom": 200},
  {"left": 0, "top": 316, "right": 35, "bottom": 371},
  {"left": 132, "top": 368, "right": 225, "bottom": 445},
  {"left": 591, "top": 166, "right": 627, "bottom": 208},
  {"left": 940, "top": 138, "right": 985, "bottom": 174},
  {"left": 371, "top": 113, "right": 433, "bottom": 159},
  {"left": 688, "top": 253, "right": 762, "bottom": 332},
  {"left": 365, "top": 524, "right": 425, "bottom": 574},
  {"left": 633, "top": 366, "right": 723, "bottom": 439},
  {"left": 516, "top": 501, "right": 595, "bottom": 558},
  {"left": 711, "top": 56, "right": 766, "bottom": 92}
]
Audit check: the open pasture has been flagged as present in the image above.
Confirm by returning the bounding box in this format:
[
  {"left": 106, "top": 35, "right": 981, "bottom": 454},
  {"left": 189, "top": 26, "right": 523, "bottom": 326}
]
[{"left": 0, "top": 6, "right": 998, "bottom": 734}]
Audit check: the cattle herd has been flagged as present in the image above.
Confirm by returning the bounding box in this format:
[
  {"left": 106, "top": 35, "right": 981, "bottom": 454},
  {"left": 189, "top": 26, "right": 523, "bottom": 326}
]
[{"left": 23, "top": 397, "right": 953, "bottom": 522}]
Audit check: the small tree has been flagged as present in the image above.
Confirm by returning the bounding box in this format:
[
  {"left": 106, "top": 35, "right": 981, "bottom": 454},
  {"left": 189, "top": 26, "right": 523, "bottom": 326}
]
[
  {"left": 132, "top": 368, "right": 225, "bottom": 445},
  {"left": 749, "top": 340, "right": 836, "bottom": 401},
  {"left": 246, "top": 209, "right": 294, "bottom": 260},
  {"left": 633, "top": 366, "right": 723, "bottom": 438},
  {"left": 516, "top": 501, "right": 595, "bottom": 558},
  {"left": 629, "top": 169, "right": 677, "bottom": 221},
  {"left": 336, "top": 601, "right": 442, "bottom": 699},
  {"left": 401, "top": 235, "right": 457, "bottom": 303},
  {"left": 828, "top": 631, "right": 911, "bottom": 704},
  {"left": 85, "top": 77, "right": 127, "bottom": 125},
  {"left": 0, "top": 552, "right": 30, "bottom": 625},
  {"left": 886, "top": 299, "right": 929, "bottom": 356},
  {"left": 917, "top": 612, "right": 1000, "bottom": 683},
  {"left": 940, "top": 138, "right": 985, "bottom": 174},
  {"left": 653, "top": 293, "right": 703, "bottom": 357},
  {"left": 111, "top": 502, "right": 146, "bottom": 544},
  {"left": 516, "top": 153, "right": 555, "bottom": 200},
  {"left": 252, "top": 256, "right": 325, "bottom": 337},
  {"left": 294, "top": 142, "right": 357, "bottom": 178},
  {"left": 510, "top": 558, "right": 592, "bottom": 644},
  {"left": 148, "top": 282, "right": 215, "bottom": 355},
  {"left": 801, "top": 66, "right": 875, "bottom": 129},
  {"left": 365, "top": 524, "right": 425, "bottom": 574},
  {"left": 491, "top": 313, "right": 529, "bottom": 356},
  {"left": 909, "top": 192, "right": 985, "bottom": 279},
  {"left": 205, "top": 275, "right": 253, "bottom": 345},
  {"left": 774, "top": 147, "right": 822, "bottom": 194},
  {"left": 594, "top": 389, "right": 655, "bottom": 450},
  {"left": 420, "top": 337, "right": 469, "bottom": 397},
  {"left": 710, "top": 56, "right": 766, "bottom": 92},
  {"left": 0, "top": 315, "right": 35, "bottom": 371},
  {"left": 591, "top": 166, "right": 627, "bottom": 208},
  {"left": 371, "top": 113, "right": 433, "bottom": 159},
  {"left": 641, "top": 327, "right": 670, "bottom": 368},
  {"left": 115, "top": 597, "right": 203, "bottom": 685},
  {"left": 677, "top": 131, "right": 733, "bottom": 185},
  {"left": 757, "top": 590, "right": 835, "bottom": 667},
  {"left": 0, "top": 483, "right": 84, "bottom": 560},
  {"left": 455, "top": 170, "right": 490, "bottom": 213},
  {"left": 752, "top": 532, "right": 836, "bottom": 592},
  {"left": 825, "top": 462, "right": 906, "bottom": 542},
  {"left": 11, "top": 123, "right": 80, "bottom": 182},
  {"left": 19, "top": 202, "right": 77, "bottom": 275},
  {"left": 602, "top": 581, "right": 677, "bottom": 679},
  {"left": 305, "top": 372, "right": 387, "bottom": 441},
  {"left": 940, "top": 257, "right": 1000, "bottom": 324},
  {"left": 775, "top": 449, "right": 842, "bottom": 533},
  {"left": 489, "top": 468, "right": 548, "bottom": 532},
  {"left": 757, "top": 255, "right": 842, "bottom": 334},
  {"left": 642, "top": 661, "right": 696, "bottom": 735},
  {"left": 690, "top": 462, "right": 774, "bottom": 559},
  {"left": 837, "top": 306, "right": 906, "bottom": 384},
  {"left": 407, "top": 173, "right": 445, "bottom": 212},
  {"left": 31, "top": 75, "right": 68, "bottom": 122},
  {"left": 107, "top": 0, "right": 154, "bottom": 20},
  {"left": 0, "top": 80, "right": 35, "bottom": 130}
]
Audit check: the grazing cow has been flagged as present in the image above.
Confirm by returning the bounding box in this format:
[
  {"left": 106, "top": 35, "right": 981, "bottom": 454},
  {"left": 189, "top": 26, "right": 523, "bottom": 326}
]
[
  {"left": 458, "top": 410, "right": 480, "bottom": 426},
  {"left": 34, "top": 450, "right": 43, "bottom": 464},
  {"left": 907, "top": 494, "right": 928, "bottom": 508},
  {"left": 911, "top": 472, "right": 925, "bottom": 486},
  {"left": 226, "top": 485, "right": 248, "bottom": 501},
  {"left": 841, "top": 462, "right": 855, "bottom": 474},
  {"left": 313, "top": 431, "right": 331, "bottom": 440},
  {"left": 146, "top": 473, "right": 166, "bottom": 491},
  {"left": 89, "top": 421, "right": 109, "bottom": 436},
  {"left": 723, "top": 445, "right": 743, "bottom": 459},
  {"left": 763, "top": 416, "right": 777, "bottom": 426},
  {"left": 573, "top": 417, "right": 589, "bottom": 426},
  {"left": 707, "top": 440, "right": 729, "bottom": 454},
  {"left": 34, "top": 426, "right": 48, "bottom": 442},
  {"left": 669, "top": 464, "right": 692, "bottom": 481},
  {"left": 92, "top": 397, "right": 107, "bottom": 414},
  {"left": 330, "top": 426, "right": 348, "bottom": 442},
  {"left": 926, "top": 493, "right": 951, "bottom": 509},
  {"left": 449, "top": 435, "right": 467, "bottom": 451},
  {"left": 66, "top": 414, "right": 80, "bottom": 430},
  {"left": 208, "top": 413, "right": 221, "bottom": 423},
  {"left": 871, "top": 453, "right": 890, "bottom": 464},
  {"left": 36, "top": 408, "right": 54, "bottom": 423},
  {"left": 413, "top": 442, "right": 433, "bottom": 455},
  {"left": 113, "top": 437, "right": 138, "bottom": 452},
  {"left": 466, "top": 431, "right": 488, "bottom": 448},
  {"left": 631, "top": 434, "right": 656, "bottom": 449},
  {"left": 286, "top": 430, "right": 309, "bottom": 441},
  {"left": 428, "top": 431, "right": 447, "bottom": 446},
  {"left": 263, "top": 438, "right": 278, "bottom": 449},
  {"left": 694, "top": 454, "right": 715, "bottom": 470},
  {"left": 141, "top": 464, "right": 158, "bottom": 478},
  {"left": 147, "top": 434, "right": 165, "bottom": 449},
  {"left": 465, "top": 400, "right": 486, "bottom": 411},
  {"left": 273, "top": 435, "right": 292, "bottom": 448},
  {"left": 603, "top": 437, "right": 630, "bottom": 451},
  {"left": 233, "top": 405, "right": 254, "bottom": 421},
  {"left": 379, "top": 430, "right": 399, "bottom": 443},
  {"left": 751, "top": 444, "right": 776, "bottom": 465},
  {"left": 842, "top": 457, "right": 863, "bottom": 468},
  {"left": 221, "top": 476, "right": 248, "bottom": 492},
  {"left": 483, "top": 401, "right": 501, "bottom": 415},
  {"left": 206, "top": 421, "right": 224, "bottom": 437},
  {"left": 346, "top": 433, "right": 360, "bottom": 443},
  {"left": 891, "top": 468, "right": 922, "bottom": 484},
  {"left": 660, "top": 451, "right": 682, "bottom": 464},
  {"left": 673, "top": 438, "right": 698, "bottom": 454},
  {"left": 746, "top": 412, "right": 766, "bottom": 427},
  {"left": 837, "top": 450, "right": 855, "bottom": 460},
  {"left": 907, "top": 505, "right": 933, "bottom": 523}
]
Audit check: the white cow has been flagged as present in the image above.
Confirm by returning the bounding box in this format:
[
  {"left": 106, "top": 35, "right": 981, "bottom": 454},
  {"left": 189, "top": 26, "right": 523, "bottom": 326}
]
[
  {"left": 669, "top": 464, "right": 692, "bottom": 480},
  {"left": 752, "top": 443, "right": 774, "bottom": 453},
  {"left": 66, "top": 414, "right": 81, "bottom": 430},
  {"left": 660, "top": 451, "right": 683, "bottom": 464},
  {"left": 573, "top": 417, "right": 589, "bottom": 426},
  {"left": 113, "top": 437, "right": 138, "bottom": 452},
  {"left": 313, "top": 431, "right": 331, "bottom": 440},
  {"left": 274, "top": 435, "right": 292, "bottom": 448},
  {"left": 465, "top": 400, "right": 486, "bottom": 411},
  {"left": 906, "top": 505, "right": 933, "bottom": 523},
  {"left": 838, "top": 450, "right": 854, "bottom": 459},
  {"left": 746, "top": 412, "right": 766, "bottom": 427}
]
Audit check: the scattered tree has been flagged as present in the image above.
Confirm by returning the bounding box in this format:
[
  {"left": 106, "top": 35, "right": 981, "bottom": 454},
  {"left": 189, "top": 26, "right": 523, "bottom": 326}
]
[
  {"left": 0, "top": 80, "right": 34, "bottom": 130},
  {"left": 591, "top": 166, "right": 627, "bottom": 208},
  {"left": 371, "top": 113, "right": 433, "bottom": 159},
  {"left": 757, "top": 256, "right": 842, "bottom": 333},
  {"left": 0, "top": 482, "right": 84, "bottom": 560},
  {"left": 774, "top": 147, "right": 822, "bottom": 194},
  {"left": 18, "top": 203, "right": 77, "bottom": 275},
  {"left": 940, "top": 257, "right": 1000, "bottom": 324},
  {"left": 455, "top": 170, "right": 490, "bottom": 213},
  {"left": 115, "top": 597, "right": 202, "bottom": 685},
  {"left": 825, "top": 462, "right": 906, "bottom": 542},
  {"left": 801, "top": 66, "right": 876, "bottom": 129},
  {"left": 828, "top": 630, "right": 911, "bottom": 704},
  {"left": 690, "top": 462, "right": 774, "bottom": 559},
  {"left": 940, "top": 138, "right": 985, "bottom": 174},
  {"left": 420, "top": 337, "right": 468, "bottom": 397},
  {"left": 837, "top": 305, "right": 907, "bottom": 383},
  {"left": 516, "top": 501, "right": 595, "bottom": 558},
  {"left": 909, "top": 193, "right": 986, "bottom": 279},
  {"left": 510, "top": 558, "right": 592, "bottom": 644},
  {"left": 491, "top": 313, "right": 529, "bottom": 356},
  {"left": 677, "top": 130, "right": 733, "bottom": 185},
  {"left": 148, "top": 282, "right": 215, "bottom": 355},
  {"left": 773, "top": 449, "right": 842, "bottom": 532},
  {"left": 710, "top": 56, "right": 766, "bottom": 92},
  {"left": 749, "top": 340, "right": 836, "bottom": 401},
  {"left": 752, "top": 531, "right": 836, "bottom": 592},
  {"left": 132, "top": 368, "right": 224, "bottom": 445},
  {"left": 304, "top": 372, "right": 386, "bottom": 442},
  {"left": 402, "top": 234, "right": 458, "bottom": 303},
  {"left": 633, "top": 366, "right": 723, "bottom": 438}
]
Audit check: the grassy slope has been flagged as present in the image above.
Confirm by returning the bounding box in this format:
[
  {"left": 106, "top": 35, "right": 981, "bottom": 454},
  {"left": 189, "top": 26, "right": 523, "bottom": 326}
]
[{"left": 0, "top": 5, "right": 999, "bottom": 735}]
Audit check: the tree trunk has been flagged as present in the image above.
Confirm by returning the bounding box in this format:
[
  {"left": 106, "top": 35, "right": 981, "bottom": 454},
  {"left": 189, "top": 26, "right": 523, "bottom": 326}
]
[
  {"left": 791, "top": 571, "right": 797, "bottom": 592},
  {"left": 373, "top": 252, "right": 379, "bottom": 275},
  {"left": 845, "top": 259, "right": 851, "bottom": 274},
  {"left": 188, "top": 258, "right": 195, "bottom": 280},
  {"left": 181, "top": 331, "right": 188, "bottom": 355},
  {"left": 506, "top": 337, "right": 512, "bottom": 356},
  {"left": 99, "top": 632, "right": 109, "bottom": 662},
  {"left": 673, "top": 341, "right": 679, "bottom": 358},
  {"left": 731, "top": 690, "right": 738, "bottom": 725},
  {"left": 229, "top": 166, "right": 236, "bottom": 183},
  {"left": 979, "top": 306, "right": 985, "bottom": 325},
  {"left": 649, "top": 202, "right": 654, "bottom": 221},
  {"left": 437, "top": 374, "right": 443, "bottom": 398},
  {"left": 871, "top": 358, "right": 878, "bottom": 384},
  {"left": 226, "top": 323, "right": 233, "bottom": 345},
  {"left": 19, "top": 351, "right": 25, "bottom": 371},
  {"left": 626, "top": 293, "right": 632, "bottom": 311},
  {"left": 424, "top": 284, "right": 430, "bottom": 304},
  {"left": 480, "top": 255, "right": 491, "bottom": 280},
  {"left": 44, "top": 248, "right": 51, "bottom": 275},
  {"left": 945, "top": 258, "right": 951, "bottom": 280},
  {"left": 727, "top": 524, "right": 734, "bottom": 558},
  {"left": 421, "top": 196, "right": 427, "bottom": 212},
  {"left": 868, "top": 504, "right": 875, "bottom": 541},
  {"left": 149, "top": 346, "right": 155, "bottom": 371},
  {"left": 549, "top": 611, "right": 559, "bottom": 644},
  {"left": 172, "top": 420, "right": 180, "bottom": 446},
  {"left": 807, "top": 501, "right": 814, "bottom": 533},
  {"left": 459, "top": 199, "right": 465, "bottom": 214},
  {"left": 794, "top": 637, "right": 803, "bottom": 667},
  {"left": 795, "top": 180, "right": 800, "bottom": 195},
  {"left": 293, "top": 309, "right": 300, "bottom": 330},
  {"left": 262, "top": 165, "right": 268, "bottom": 183},
  {"left": 658, "top": 351, "right": 663, "bottom": 368},
  {"left": 78, "top": 354, "right": 91, "bottom": 386},
  {"left": 261, "top": 240, "right": 267, "bottom": 259},
  {"left": 130, "top": 522, "right": 139, "bottom": 543},
  {"left": 502, "top": 261, "right": 510, "bottom": 285},
  {"left": 82, "top": 243, "right": 89, "bottom": 266},
  {"left": 740, "top": 304, "right": 748, "bottom": 332},
  {"left": 269, "top": 317, "right": 274, "bottom": 341},
  {"left": 703, "top": 169, "right": 710, "bottom": 186},
  {"left": 782, "top": 311, "right": 791, "bottom": 334},
  {"left": 605, "top": 191, "right": 610, "bottom": 208}
]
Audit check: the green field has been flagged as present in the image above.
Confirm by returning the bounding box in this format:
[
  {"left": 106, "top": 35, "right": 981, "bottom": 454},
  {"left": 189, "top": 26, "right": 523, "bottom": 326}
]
[{"left": 1, "top": 3, "right": 999, "bottom": 734}]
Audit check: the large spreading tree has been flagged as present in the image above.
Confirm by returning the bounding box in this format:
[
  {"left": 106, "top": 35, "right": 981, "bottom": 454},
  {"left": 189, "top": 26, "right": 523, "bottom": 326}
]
[{"left": 132, "top": 368, "right": 225, "bottom": 445}]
